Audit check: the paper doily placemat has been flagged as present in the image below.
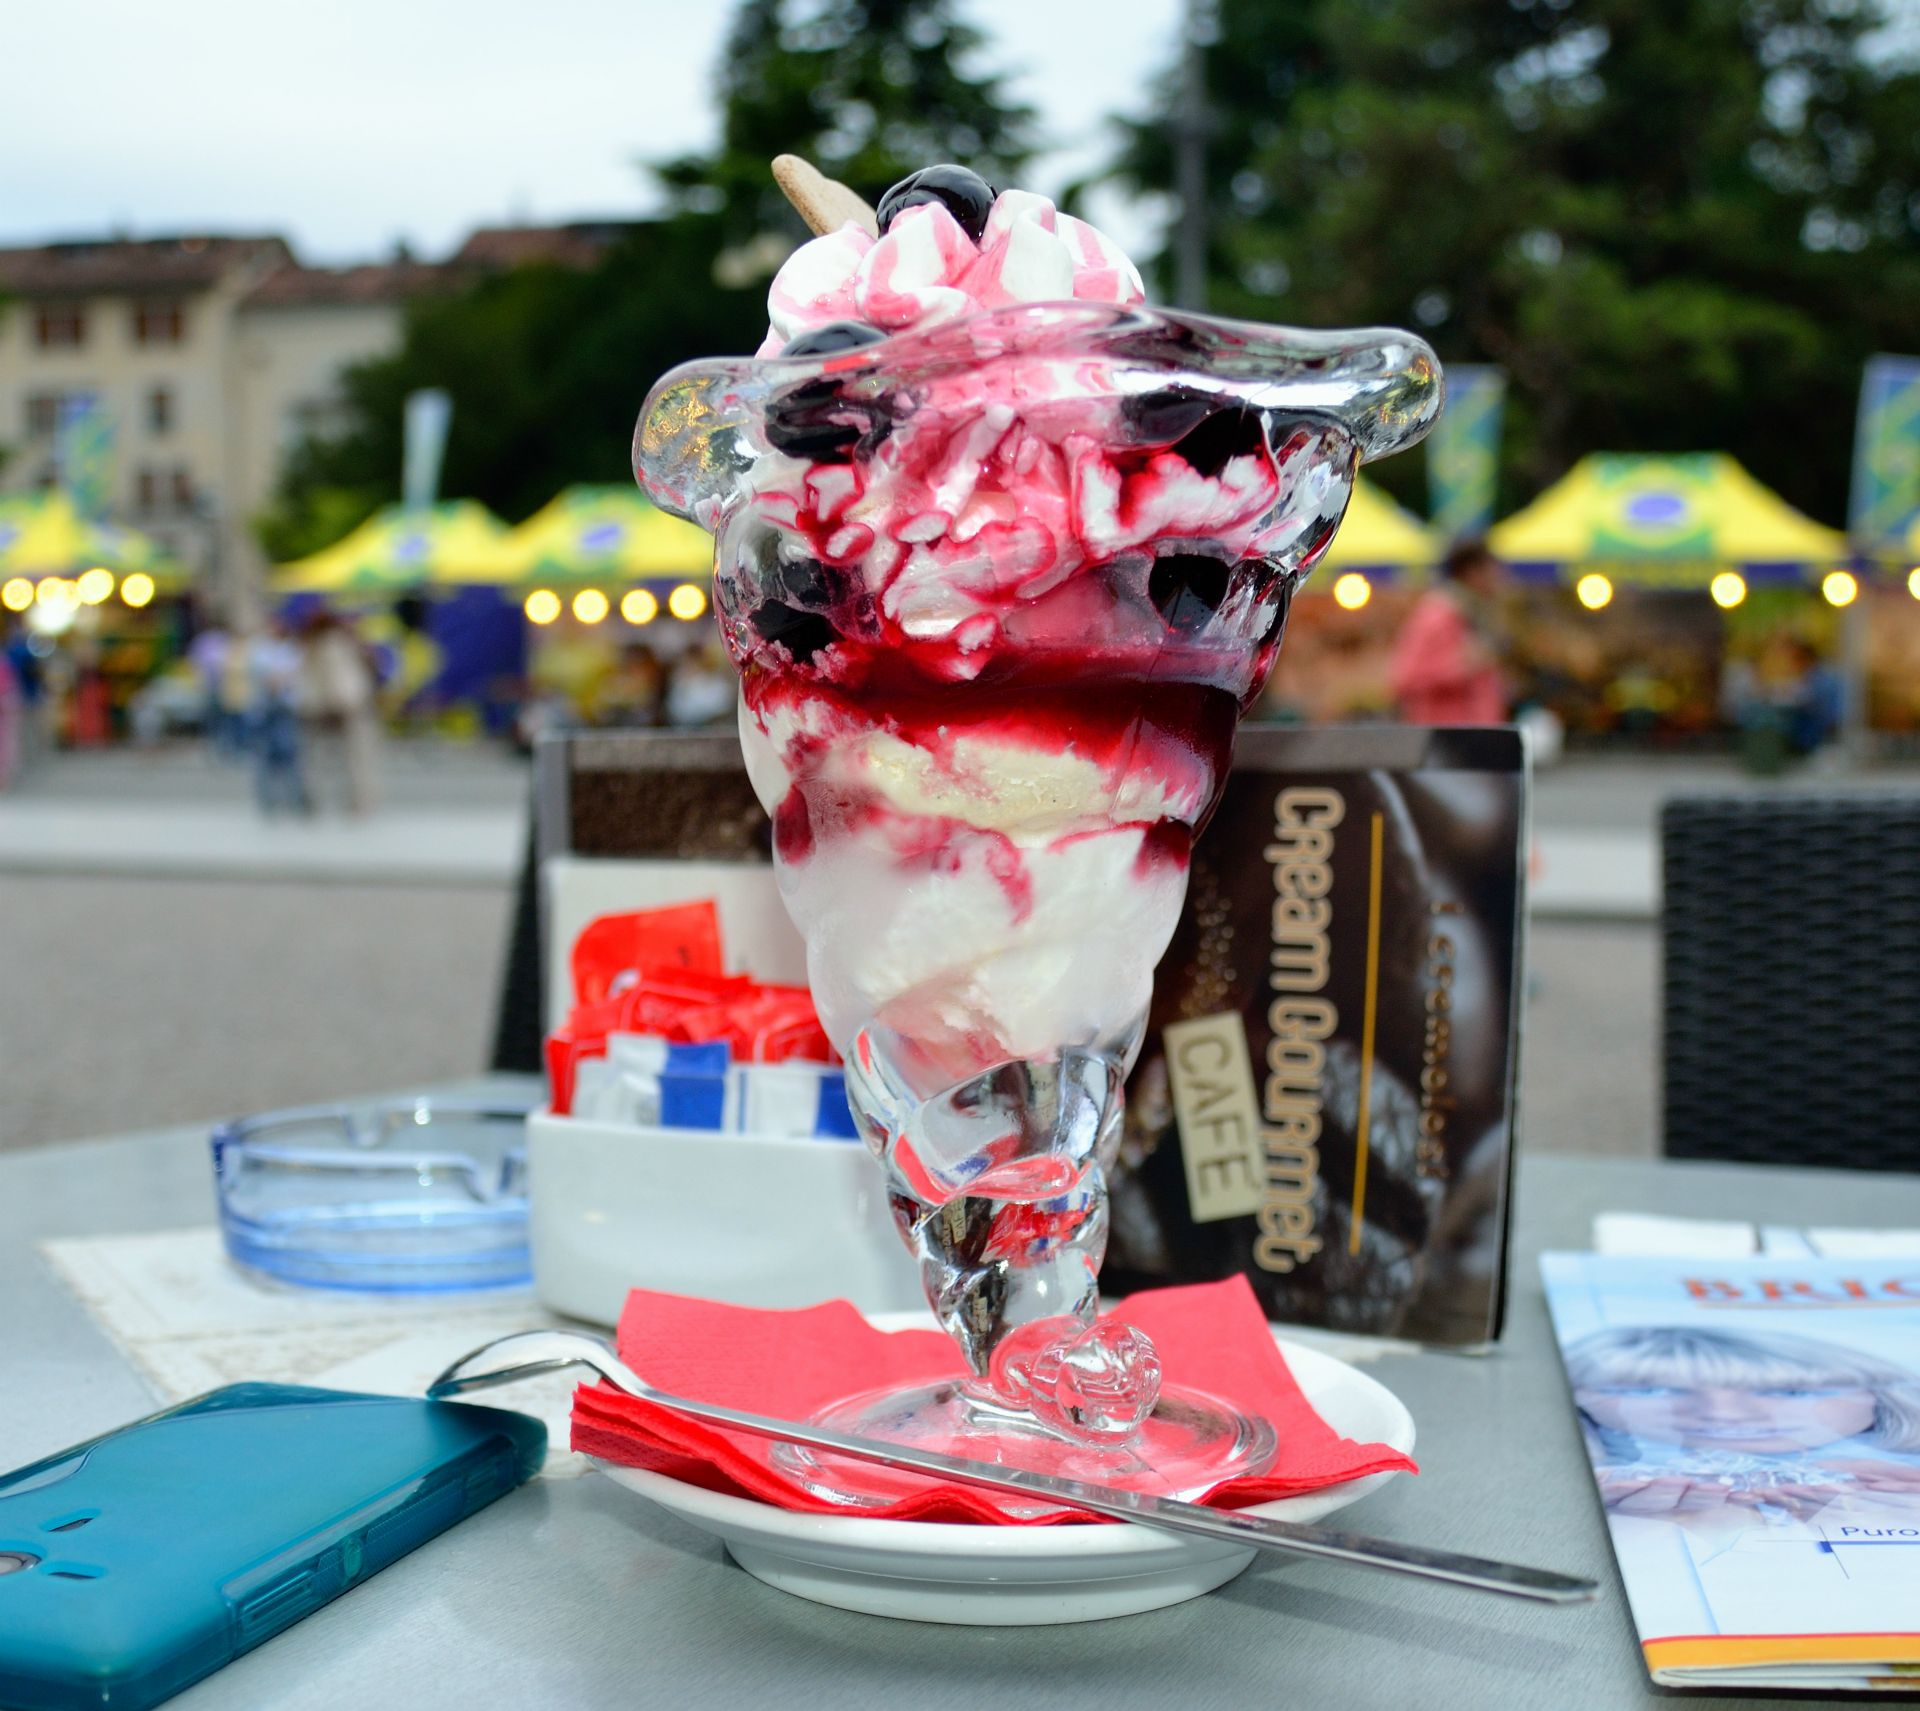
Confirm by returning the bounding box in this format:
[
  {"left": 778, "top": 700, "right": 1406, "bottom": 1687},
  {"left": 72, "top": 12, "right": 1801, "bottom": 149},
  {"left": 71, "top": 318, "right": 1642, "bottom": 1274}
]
[{"left": 38, "top": 1226, "right": 584, "bottom": 1475}]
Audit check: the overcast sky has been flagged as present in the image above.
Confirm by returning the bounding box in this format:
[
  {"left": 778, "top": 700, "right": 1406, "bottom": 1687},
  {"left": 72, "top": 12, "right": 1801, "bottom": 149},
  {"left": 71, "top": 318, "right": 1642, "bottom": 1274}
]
[{"left": 4, "top": 0, "right": 1180, "bottom": 264}]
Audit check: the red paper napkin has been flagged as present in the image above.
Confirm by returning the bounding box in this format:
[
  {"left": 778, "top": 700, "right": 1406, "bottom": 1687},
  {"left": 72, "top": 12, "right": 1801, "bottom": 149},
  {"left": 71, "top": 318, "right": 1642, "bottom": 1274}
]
[{"left": 572, "top": 1276, "right": 1417, "bottom": 1525}]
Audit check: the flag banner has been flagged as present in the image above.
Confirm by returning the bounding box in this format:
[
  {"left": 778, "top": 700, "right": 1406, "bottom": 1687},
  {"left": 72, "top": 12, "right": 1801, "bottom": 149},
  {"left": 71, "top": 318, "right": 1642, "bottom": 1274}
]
[
  {"left": 1848, "top": 354, "right": 1920, "bottom": 551},
  {"left": 55, "top": 395, "right": 113, "bottom": 521},
  {"left": 1427, "top": 365, "right": 1505, "bottom": 543},
  {"left": 403, "top": 389, "right": 454, "bottom": 512}
]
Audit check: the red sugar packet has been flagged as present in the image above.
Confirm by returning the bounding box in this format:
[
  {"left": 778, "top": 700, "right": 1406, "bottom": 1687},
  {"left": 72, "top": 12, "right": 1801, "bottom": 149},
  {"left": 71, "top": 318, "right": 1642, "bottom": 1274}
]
[
  {"left": 547, "top": 901, "right": 836, "bottom": 1113},
  {"left": 572, "top": 1276, "right": 1416, "bottom": 1525},
  {"left": 572, "top": 900, "right": 725, "bottom": 1006}
]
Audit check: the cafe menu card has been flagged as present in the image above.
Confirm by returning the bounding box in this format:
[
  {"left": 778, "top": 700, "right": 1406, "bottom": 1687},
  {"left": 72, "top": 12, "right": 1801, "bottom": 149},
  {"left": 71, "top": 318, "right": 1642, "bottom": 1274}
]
[
  {"left": 1544, "top": 1252, "right": 1920, "bottom": 1692},
  {"left": 1103, "top": 726, "right": 1527, "bottom": 1346}
]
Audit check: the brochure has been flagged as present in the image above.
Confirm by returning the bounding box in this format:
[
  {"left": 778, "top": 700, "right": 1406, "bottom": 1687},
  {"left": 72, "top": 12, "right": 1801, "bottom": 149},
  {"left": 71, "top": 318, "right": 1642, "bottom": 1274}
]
[{"left": 1543, "top": 1252, "right": 1920, "bottom": 1692}]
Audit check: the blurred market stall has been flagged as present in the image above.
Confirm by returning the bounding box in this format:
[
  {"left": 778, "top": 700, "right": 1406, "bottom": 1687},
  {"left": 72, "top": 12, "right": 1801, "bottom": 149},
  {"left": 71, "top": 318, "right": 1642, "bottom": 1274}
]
[
  {"left": 1489, "top": 453, "right": 1847, "bottom": 600},
  {"left": 491, "top": 485, "right": 712, "bottom": 590},
  {"left": 0, "top": 489, "right": 181, "bottom": 592},
  {"left": 273, "top": 500, "right": 513, "bottom": 593},
  {"left": 0, "top": 491, "right": 187, "bottom": 745},
  {"left": 485, "top": 486, "right": 723, "bottom": 729},
  {"left": 1487, "top": 455, "right": 1854, "bottom": 748}
]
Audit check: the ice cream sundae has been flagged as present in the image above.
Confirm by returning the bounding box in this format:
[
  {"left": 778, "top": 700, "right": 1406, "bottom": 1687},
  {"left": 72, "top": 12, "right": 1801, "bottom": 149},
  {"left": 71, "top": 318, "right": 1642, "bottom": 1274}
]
[{"left": 636, "top": 160, "right": 1440, "bottom": 1494}]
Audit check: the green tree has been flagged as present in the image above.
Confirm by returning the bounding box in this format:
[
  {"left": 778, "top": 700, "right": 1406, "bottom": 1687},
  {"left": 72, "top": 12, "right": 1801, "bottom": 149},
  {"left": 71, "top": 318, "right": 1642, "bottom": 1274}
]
[
  {"left": 658, "top": 0, "right": 1036, "bottom": 247},
  {"left": 260, "top": 0, "right": 1035, "bottom": 560},
  {"left": 1109, "top": 0, "right": 1920, "bottom": 518}
]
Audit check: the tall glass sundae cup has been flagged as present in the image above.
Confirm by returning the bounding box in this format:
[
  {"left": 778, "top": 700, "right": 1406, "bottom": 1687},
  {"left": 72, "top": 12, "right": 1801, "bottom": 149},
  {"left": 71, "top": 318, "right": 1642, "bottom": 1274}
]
[{"left": 636, "top": 190, "right": 1440, "bottom": 1504}]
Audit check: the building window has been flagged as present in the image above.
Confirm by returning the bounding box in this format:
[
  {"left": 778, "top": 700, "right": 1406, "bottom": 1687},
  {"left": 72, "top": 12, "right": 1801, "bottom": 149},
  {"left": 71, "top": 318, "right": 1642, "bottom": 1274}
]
[
  {"left": 25, "top": 393, "right": 63, "bottom": 439},
  {"left": 147, "top": 386, "right": 175, "bottom": 434},
  {"left": 133, "top": 301, "right": 185, "bottom": 346},
  {"left": 134, "top": 466, "right": 196, "bottom": 512},
  {"left": 34, "top": 305, "right": 86, "bottom": 349}
]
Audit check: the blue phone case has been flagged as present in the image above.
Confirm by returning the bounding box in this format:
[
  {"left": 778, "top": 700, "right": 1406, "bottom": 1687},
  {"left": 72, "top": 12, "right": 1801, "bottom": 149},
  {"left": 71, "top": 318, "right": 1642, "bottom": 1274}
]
[{"left": 0, "top": 1384, "right": 546, "bottom": 1711}]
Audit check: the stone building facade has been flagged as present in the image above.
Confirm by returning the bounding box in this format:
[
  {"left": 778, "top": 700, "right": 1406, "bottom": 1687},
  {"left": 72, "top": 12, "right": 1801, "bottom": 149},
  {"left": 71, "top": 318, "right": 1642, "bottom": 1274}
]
[{"left": 0, "top": 224, "right": 628, "bottom": 610}]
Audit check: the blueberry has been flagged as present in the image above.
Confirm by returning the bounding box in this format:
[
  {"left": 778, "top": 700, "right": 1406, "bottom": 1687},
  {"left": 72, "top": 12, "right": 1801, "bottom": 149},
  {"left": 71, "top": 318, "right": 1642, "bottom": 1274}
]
[
  {"left": 762, "top": 378, "right": 893, "bottom": 462},
  {"left": 781, "top": 321, "right": 887, "bottom": 359},
  {"left": 1172, "top": 405, "right": 1267, "bottom": 478},
  {"left": 1121, "top": 388, "right": 1214, "bottom": 446},
  {"left": 1149, "top": 553, "right": 1232, "bottom": 634},
  {"left": 750, "top": 600, "right": 838, "bottom": 665},
  {"left": 778, "top": 555, "right": 838, "bottom": 609},
  {"left": 876, "top": 165, "right": 996, "bottom": 243}
]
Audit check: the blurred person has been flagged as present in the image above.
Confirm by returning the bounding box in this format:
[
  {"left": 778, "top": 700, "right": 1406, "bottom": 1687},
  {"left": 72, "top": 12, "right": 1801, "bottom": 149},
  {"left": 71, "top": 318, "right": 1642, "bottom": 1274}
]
[
  {"left": 216, "top": 626, "right": 256, "bottom": 760},
  {"left": 189, "top": 622, "right": 244, "bottom": 758},
  {"left": 5, "top": 624, "right": 45, "bottom": 767},
  {"left": 1388, "top": 539, "right": 1508, "bottom": 724},
  {"left": 1725, "top": 638, "right": 1806, "bottom": 774},
  {"left": 68, "top": 640, "right": 112, "bottom": 747},
  {"left": 1720, "top": 651, "right": 1761, "bottom": 729},
  {"left": 664, "top": 640, "right": 737, "bottom": 728},
  {"left": 0, "top": 628, "right": 21, "bottom": 790},
  {"left": 600, "top": 642, "right": 666, "bottom": 727},
  {"left": 248, "top": 619, "right": 309, "bottom": 815},
  {"left": 37, "top": 648, "right": 74, "bottom": 748},
  {"left": 299, "top": 608, "right": 383, "bottom": 815},
  {"left": 1781, "top": 635, "right": 1844, "bottom": 757}
]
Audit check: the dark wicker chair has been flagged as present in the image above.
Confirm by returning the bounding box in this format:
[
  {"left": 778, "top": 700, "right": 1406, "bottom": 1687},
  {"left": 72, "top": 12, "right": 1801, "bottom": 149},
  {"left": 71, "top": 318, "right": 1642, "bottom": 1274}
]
[{"left": 1662, "top": 793, "right": 1920, "bottom": 1171}]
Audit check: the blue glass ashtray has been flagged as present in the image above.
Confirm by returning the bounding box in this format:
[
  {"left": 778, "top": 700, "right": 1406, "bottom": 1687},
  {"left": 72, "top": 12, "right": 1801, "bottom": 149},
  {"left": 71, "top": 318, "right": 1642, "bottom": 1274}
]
[{"left": 212, "top": 1097, "right": 532, "bottom": 1293}]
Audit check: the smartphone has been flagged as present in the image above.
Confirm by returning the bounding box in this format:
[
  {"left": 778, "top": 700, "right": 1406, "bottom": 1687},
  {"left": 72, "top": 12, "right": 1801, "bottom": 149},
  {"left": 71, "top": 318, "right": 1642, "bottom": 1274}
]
[{"left": 0, "top": 1383, "right": 546, "bottom": 1711}]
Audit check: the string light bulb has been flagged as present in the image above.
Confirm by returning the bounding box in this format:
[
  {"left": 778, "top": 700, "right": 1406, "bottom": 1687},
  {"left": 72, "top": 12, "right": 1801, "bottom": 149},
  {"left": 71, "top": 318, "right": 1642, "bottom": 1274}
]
[
  {"left": 1709, "top": 571, "right": 1747, "bottom": 609},
  {"left": 1575, "top": 573, "right": 1613, "bottom": 611}
]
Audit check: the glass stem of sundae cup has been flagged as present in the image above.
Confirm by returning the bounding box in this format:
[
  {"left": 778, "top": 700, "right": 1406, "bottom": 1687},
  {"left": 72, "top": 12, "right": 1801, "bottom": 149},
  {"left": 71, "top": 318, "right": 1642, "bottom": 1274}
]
[
  {"left": 847, "top": 1034, "right": 1128, "bottom": 1405},
  {"left": 778, "top": 997, "right": 1281, "bottom": 1507}
]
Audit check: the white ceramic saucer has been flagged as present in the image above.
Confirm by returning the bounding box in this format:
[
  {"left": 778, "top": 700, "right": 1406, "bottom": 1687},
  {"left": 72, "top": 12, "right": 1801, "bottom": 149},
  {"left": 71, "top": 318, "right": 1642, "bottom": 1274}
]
[{"left": 597, "top": 1327, "right": 1415, "bottom": 1625}]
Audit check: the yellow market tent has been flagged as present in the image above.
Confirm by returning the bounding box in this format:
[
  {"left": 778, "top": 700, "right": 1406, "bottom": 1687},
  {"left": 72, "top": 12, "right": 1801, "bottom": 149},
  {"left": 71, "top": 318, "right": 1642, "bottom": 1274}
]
[
  {"left": 1320, "top": 478, "right": 1440, "bottom": 576},
  {"left": 1489, "top": 454, "right": 1847, "bottom": 586},
  {"left": 489, "top": 485, "right": 713, "bottom": 586},
  {"left": 274, "top": 501, "right": 511, "bottom": 593},
  {"left": 0, "top": 491, "right": 182, "bottom": 584}
]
